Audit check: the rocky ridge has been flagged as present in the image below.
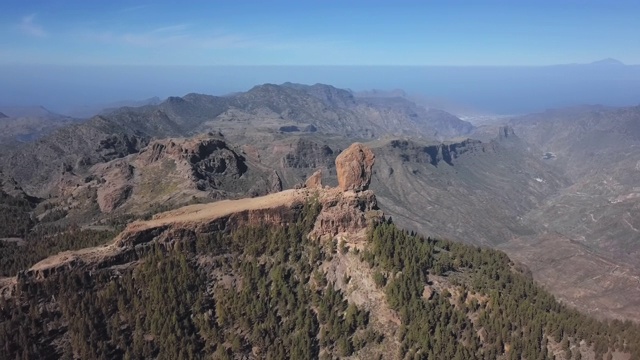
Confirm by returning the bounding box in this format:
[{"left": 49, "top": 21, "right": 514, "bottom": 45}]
[{"left": 6, "top": 143, "right": 382, "bottom": 289}]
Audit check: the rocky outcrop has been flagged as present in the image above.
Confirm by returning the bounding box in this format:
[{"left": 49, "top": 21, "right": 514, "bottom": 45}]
[
  {"left": 305, "top": 170, "right": 323, "bottom": 189},
  {"left": 189, "top": 139, "right": 247, "bottom": 178},
  {"left": 94, "top": 161, "right": 134, "bottom": 213},
  {"left": 44, "top": 134, "right": 284, "bottom": 214},
  {"left": 335, "top": 143, "right": 375, "bottom": 192},
  {"left": 96, "top": 134, "right": 148, "bottom": 162},
  {"left": 247, "top": 171, "right": 282, "bottom": 197},
  {"left": 139, "top": 137, "right": 249, "bottom": 184},
  {"left": 309, "top": 189, "right": 383, "bottom": 241},
  {"left": 114, "top": 135, "right": 279, "bottom": 205}
]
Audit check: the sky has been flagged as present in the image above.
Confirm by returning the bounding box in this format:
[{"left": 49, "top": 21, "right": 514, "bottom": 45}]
[
  {"left": 2, "top": 0, "right": 640, "bottom": 66},
  {"left": 1, "top": 1, "right": 640, "bottom": 114}
]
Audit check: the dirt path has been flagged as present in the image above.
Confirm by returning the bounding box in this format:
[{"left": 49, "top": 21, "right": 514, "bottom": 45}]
[{"left": 127, "top": 189, "right": 304, "bottom": 232}]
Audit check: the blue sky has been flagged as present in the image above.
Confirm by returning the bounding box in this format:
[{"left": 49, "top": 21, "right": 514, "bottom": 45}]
[{"left": 2, "top": 0, "right": 639, "bottom": 66}]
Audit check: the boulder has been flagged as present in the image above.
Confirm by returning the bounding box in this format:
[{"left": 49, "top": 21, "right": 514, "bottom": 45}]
[
  {"left": 335, "top": 143, "right": 375, "bottom": 192},
  {"left": 305, "top": 170, "right": 323, "bottom": 189}
]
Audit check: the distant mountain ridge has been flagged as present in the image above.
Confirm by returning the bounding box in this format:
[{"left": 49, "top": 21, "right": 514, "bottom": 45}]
[
  {"left": 0, "top": 83, "right": 473, "bottom": 196},
  {"left": 0, "top": 106, "right": 80, "bottom": 148},
  {"left": 64, "top": 96, "right": 163, "bottom": 118},
  {"left": 588, "top": 58, "right": 625, "bottom": 66},
  {"left": 0, "top": 106, "right": 61, "bottom": 118}
]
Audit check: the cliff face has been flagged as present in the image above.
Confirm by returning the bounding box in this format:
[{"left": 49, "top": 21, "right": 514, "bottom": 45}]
[
  {"left": 279, "top": 138, "right": 335, "bottom": 169},
  {"left": 309, "top": 189, "right": 381, "bottom": 241},
  {"left": 95, "top": 161, "right": 134, "bottom": 213},
  {"left": 386, "top": 138, "right": 491, "bottom": 167}
]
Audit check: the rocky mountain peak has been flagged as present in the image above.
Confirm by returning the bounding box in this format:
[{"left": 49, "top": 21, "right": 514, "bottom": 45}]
[
  {"left": 0, "top": 112, "right": 8, "bottom": 119},
  {"left": 166, "top": 96, "right": 186, "bottom": 104},
  {"left": 335, "top": 143, "right": 375, "bottom": 192}
]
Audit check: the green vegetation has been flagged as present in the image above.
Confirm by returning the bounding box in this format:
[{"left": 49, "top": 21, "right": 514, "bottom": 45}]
[
  {"left": 363, "top": 221, "right": 640, "bottom": 359},
  {"left": 0, "top": 225, "right": 114, "bottom": 276},
  {"left": 1, "top": 202, "right": 639, "bottom": 359},
  {"left": 0, "top": 190, "right": 34, "bottom": 238},
  {"left": 0, "top": 199, "right": 376, "bottom": 359},
  {"left": 138, "top": 159, "right": 180, "bottom": 199}
]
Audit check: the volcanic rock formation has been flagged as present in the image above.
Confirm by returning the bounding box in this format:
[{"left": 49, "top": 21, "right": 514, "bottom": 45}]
[
  {"left": 335, "top": 143, "right": 375, "bottom": 192},
  {"left": 305, "top": 170, "right": 323, "bottom": 189}
]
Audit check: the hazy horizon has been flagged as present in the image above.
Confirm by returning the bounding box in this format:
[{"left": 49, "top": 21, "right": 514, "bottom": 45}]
[
  {"left": 2, "top": 62, "right": 640, "bottom": 116},
  {"left": 3, "top": 1, "right": 640, "bottom": 116}
]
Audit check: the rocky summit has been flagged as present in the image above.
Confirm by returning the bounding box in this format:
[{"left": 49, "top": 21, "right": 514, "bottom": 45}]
[{"left": 335, "top": 142, "right": 375, "bottom": 192}]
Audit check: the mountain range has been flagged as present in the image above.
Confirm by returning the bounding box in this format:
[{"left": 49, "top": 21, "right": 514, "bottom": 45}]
[
  {"left": 1, "top": 82, "right": 639, "bottom": 330},
  {"left": 1, "top": 142, "right": 639, "bottom": 359}
]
